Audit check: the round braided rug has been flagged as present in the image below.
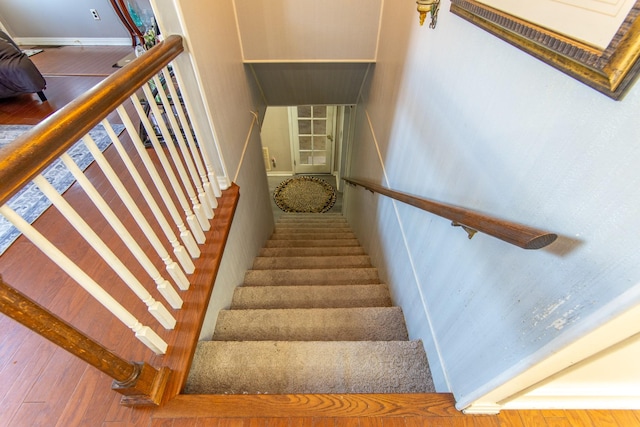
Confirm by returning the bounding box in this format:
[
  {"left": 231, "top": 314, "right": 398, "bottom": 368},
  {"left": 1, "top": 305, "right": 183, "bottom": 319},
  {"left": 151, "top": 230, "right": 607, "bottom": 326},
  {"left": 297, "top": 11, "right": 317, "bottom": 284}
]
[{"left": 273, "top": 176, "right": 337, "bottom": 213}]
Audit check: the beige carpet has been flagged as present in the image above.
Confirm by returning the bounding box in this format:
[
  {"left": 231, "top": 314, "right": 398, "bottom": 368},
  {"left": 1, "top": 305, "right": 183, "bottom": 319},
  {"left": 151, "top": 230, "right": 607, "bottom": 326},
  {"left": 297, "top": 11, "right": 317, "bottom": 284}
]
[
  {"left": 185, "top": 341, "right": 432, "bottom": 394},
  {"left": 184, "top": 213, "right": 435, "bottom": 394}
]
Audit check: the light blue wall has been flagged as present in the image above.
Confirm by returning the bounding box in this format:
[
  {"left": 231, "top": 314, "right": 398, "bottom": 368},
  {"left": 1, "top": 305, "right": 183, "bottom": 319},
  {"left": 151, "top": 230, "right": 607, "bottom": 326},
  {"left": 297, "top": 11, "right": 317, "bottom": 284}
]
[
  {"left": 345, "top": 0, "right": 640, "bottom": 407},
  {"left": 0, "top": 0, "right": 132, "bottom": 41}
]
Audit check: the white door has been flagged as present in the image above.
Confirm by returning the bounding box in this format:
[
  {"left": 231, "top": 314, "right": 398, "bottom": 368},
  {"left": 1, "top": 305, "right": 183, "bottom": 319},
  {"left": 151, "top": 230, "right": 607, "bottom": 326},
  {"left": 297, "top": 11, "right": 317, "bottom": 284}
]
[{"left": 290, "top": 106, "right": 335, "bottom": 174}]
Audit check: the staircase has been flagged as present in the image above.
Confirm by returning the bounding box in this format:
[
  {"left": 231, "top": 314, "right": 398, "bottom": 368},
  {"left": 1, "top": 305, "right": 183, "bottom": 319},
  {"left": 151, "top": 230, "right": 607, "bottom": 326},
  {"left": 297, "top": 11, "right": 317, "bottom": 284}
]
[{"left": 184, "top": 213, "right": 434, "bottom": 394}]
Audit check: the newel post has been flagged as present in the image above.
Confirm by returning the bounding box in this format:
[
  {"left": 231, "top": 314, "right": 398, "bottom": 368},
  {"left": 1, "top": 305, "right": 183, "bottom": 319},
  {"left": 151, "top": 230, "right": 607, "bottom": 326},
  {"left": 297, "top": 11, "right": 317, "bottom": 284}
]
[{"left": 0, "top": 276, "right": 171, "bottom": 406}]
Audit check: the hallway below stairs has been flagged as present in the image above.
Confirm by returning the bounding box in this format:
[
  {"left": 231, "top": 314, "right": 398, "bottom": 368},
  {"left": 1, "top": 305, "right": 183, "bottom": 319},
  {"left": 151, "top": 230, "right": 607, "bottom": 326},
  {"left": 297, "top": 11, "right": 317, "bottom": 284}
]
[{"left": 184, "top": 213, "right": 435, "bottom": 394}]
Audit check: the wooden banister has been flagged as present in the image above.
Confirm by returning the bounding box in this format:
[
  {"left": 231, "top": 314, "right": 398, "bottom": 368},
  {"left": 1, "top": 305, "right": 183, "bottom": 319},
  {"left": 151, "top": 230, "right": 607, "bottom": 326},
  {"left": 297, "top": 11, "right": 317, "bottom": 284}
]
[
  {"left": 0, "top": 276, "right": 170, "bottom": 406},
  {"left": 344, "top": 177, "right": 557, "bottom": 250},
  {"left": 0, "top": 35, "right": 184, "bottom": 207}
]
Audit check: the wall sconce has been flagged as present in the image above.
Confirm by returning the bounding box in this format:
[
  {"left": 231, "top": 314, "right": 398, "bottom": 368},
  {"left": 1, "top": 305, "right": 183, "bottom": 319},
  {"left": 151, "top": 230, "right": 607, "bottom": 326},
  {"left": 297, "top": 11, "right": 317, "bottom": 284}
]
[{"left": 417, "top": 0, "right": 440, "bottom": 28}]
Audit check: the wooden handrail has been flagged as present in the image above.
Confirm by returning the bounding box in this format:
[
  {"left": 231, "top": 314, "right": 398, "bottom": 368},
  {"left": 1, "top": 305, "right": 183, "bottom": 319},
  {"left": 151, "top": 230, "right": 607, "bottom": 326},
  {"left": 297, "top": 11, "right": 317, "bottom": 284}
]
[
  {"left": 0, "top": 34, "right": 184, "bottom": 207},
  {"left": 0, "top": 276, "right": 170, "bottom": 406},
  {"left": 344, "top": 177, "right": 557, "bottom": 250}
]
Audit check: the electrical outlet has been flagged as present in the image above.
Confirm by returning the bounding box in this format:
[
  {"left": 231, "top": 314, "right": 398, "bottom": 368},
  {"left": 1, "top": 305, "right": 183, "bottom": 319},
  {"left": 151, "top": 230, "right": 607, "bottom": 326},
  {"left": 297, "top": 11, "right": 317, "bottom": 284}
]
[{"left": 90, "top": 9, "right": 100, "bottom": 20}]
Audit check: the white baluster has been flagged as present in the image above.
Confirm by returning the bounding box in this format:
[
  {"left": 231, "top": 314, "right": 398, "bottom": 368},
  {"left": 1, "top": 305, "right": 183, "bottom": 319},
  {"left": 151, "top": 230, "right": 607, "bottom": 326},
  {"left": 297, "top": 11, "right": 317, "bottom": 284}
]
[
  {"left": 153, "top": 71, "right": 213, "bottom": 218},
  {"left": 32, "top": 174, "right": 177, "bottom": 329},
  {"left": 170, "top": 64, "right": 223, "bottom": 199},
  {"left": 82, "top": 131, "right": 200, "bottom": 261},
  {"left": 140, "top": 83, "right": 209, "bottom": 231},
  {"left": 101, "top": 120, "right": 204, "bottom": 248},
  {"left": 161, "top": 67, "right": 217, "bottom": 209},
  {"left": 0, "top": 205, "right": 168, "bottom": 355},
  {"left": 126, "top": 98, "right": 208, "bottom": 242},
  {"left": 110, "top": 113, "right": 207, "bottom": 252},
  {"left": 59, "top": 152, "right": 191, "bottom": 292}
]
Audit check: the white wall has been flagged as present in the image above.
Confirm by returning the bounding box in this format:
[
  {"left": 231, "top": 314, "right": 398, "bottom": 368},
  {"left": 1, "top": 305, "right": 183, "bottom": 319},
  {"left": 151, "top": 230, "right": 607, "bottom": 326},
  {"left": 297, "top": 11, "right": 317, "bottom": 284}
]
[
  {"left": 261, "top": 107, "right": 293, "bottom": 174},
  {"left": 233, "top": 0, "right": 382, "bottom": 62},
  {"left": 151, "top": 0, "right": 273, "bottom": 340},
  {"left": 0, "top": 0, "right": 134, "bottom": 45},
  {"left": 504, "top": 324, "right": 640, "bottom": 409},
  {"left": 345, "top": 0, "right": 640, "bottom": 410}
]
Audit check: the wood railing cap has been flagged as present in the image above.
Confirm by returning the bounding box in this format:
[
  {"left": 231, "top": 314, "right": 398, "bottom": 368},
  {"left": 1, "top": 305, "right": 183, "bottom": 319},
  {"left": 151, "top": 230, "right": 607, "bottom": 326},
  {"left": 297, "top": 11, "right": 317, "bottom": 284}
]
[{"left": 0, "top": 35, "right": 184, "bottom": 207}]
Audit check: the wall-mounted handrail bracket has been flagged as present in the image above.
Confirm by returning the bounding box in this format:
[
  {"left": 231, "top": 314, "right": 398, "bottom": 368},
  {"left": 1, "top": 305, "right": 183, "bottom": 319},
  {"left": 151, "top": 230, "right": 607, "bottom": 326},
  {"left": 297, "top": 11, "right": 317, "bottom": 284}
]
[{"left": 452, "top": 221, "right": 478, "bottom": 239}]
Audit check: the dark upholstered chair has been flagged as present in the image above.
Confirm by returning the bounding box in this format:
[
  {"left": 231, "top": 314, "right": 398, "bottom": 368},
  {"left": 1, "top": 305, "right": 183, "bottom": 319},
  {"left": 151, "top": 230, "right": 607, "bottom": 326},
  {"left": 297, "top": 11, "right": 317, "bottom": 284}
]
[{"left": 0, "top": 30, "right": 46, "bottom": 101}]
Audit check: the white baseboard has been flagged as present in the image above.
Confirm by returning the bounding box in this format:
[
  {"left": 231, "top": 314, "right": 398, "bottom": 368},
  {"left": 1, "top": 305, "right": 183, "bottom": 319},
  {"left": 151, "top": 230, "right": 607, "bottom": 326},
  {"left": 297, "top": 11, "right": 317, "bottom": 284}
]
[
  {"left": 14, "top": 37, "right": 131, "bottom": 46},
  {"left": 503, "top": 395, "right": 640, "bottom": 410},
  {"left": 462, "top": 403, "right": 502, "bottom": 415},
  {"left": 464, "top": 394, "right": 640, "bottom": 413},
  {"left": 267, "top": 171, "right": 294, "bottom": 177}
]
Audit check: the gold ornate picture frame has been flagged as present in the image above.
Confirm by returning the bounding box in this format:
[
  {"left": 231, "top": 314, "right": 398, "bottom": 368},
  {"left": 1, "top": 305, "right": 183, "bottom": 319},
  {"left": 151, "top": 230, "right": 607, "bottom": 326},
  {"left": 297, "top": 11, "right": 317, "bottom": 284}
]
[{"left": 450, "top": 0, "right": 640, "bottom": 100}]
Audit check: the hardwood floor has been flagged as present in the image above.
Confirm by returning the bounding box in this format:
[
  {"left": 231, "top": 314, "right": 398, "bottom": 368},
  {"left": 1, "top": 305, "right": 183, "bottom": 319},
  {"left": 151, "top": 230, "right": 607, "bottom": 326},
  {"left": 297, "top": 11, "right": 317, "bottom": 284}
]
[
  {"left": 0, "top": 45, "right": 639, "bottom": 427},
  {"left": 0, "top": 76, "right": 105, "bottom": 124},
  {"left": 0, "top": 45, "right": 131, "bottom": 125}
]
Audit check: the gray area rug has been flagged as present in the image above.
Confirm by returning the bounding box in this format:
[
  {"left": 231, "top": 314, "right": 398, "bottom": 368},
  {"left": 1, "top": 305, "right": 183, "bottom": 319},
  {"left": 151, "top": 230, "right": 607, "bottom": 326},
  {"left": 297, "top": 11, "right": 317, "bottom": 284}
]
[
  {"left": 273, "top": 176, "right": 336, "bottom": 213},
  {"left": 0, "top": 124, "right": 125, "bottom": 255}
]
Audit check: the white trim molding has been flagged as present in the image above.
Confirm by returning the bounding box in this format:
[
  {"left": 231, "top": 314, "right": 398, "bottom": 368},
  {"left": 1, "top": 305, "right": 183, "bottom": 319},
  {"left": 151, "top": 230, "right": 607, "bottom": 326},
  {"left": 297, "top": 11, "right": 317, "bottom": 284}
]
[
  {"left": 462, "top": 403, "right": 502, "bottom": 415},
  {"left": 502, "top": 388, "right": 640, "bottom": 410},
  {"left": 14, "top": 37, "right": 131, "bottom": 46},
  {"left": 267, "top": 171, "right": 294, "bottom": 177}
]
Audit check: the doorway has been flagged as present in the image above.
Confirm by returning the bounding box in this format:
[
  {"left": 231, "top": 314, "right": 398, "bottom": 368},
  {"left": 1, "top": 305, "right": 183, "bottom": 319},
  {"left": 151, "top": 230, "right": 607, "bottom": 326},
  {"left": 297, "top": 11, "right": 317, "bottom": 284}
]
[
  {"left": 260, "top": 105, "right": 351, "bottom": 219},
  {"left": 289, "top": 106, "right": 336, "bottom": 175},
  {"left": 259, "top": 105, "right": 348, "bottom": 178}
]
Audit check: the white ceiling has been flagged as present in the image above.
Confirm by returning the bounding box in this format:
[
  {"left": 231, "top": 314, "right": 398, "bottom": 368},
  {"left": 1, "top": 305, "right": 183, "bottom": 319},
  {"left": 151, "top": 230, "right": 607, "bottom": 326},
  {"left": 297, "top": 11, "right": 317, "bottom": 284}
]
[{"left": 233, "top": 0, "right": 382, "bottom": 105}]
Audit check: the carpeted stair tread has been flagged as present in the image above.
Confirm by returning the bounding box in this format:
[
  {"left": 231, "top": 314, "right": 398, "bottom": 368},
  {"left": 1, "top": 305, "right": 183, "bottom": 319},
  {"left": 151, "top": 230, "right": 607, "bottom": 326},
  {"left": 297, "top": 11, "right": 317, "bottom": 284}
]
[
  {"left": 184, "top": 340, "right": 434, "bottom": 394},
  {"left": 264, "top": 239, "right": 360, "bottom": 248},
  {"left": 230, "top": 284, "right": 392, "bottom": 309},
  {"left": 276, "top": 220, "right": 349, "bottom": 227},
  {"left": 278, "top": 214, "right": 347, "bottom": 222},
  {"left": 269, "top": 232, "right": 357, "bottom": 240},
  {"left": 259, "top": 246, "right": 366, "bottom": 257},
  {"left": 186, "top": 213, "right": 435, "bottom": 395},
  {"left": 280, "top": 213, "right": 344, "bottom": 217},
  {"left": 275, "top": 222, "right": 350, "bottom": 228},
  {"left": 252, "top": 255, "right": 371, "bottom": 270},
  {"left": 274, "top": 227, "right": 354, "bottom": 234},
  {"left": 213, "top": 307, "right": 408, "bottom": 341},
  {"left": 244, "top": 267, "right": 379, "bottom": 286}
]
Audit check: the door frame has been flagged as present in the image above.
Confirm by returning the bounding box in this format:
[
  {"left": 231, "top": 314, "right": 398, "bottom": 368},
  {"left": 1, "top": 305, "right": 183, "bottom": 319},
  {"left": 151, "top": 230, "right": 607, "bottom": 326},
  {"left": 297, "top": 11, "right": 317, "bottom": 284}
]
[{"left": 288, "top": 106, "right": 337, "bottom": 175}]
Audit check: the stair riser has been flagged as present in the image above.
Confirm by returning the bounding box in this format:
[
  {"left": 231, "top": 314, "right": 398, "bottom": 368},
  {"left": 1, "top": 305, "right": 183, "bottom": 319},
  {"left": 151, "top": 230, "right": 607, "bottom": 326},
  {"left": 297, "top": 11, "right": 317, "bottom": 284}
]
[
  {"left": 258, "top": 247, "right": 366, "bottom": 257},
  {"left": 275, "top": 222, "right": 350, "bottom": 228},
  {"left": 213, "top": 307, "right": 408, "bottom": 341},
  {"left": 275, "top": 224, "right": 351, "bottom": 233},
  {"left": 273, "top": 227, "right": 353, "bottom": 235},
  {"left": 252, "top": 256, "right": 371, "bottom": 270},
  {"left": 264, "top": 239, "right": 360, "bottom": 248},
  {"left": 279, "top": 213, "right": 343, "bottom": 217},
  {"left": 269, "top": 233, "right": 357, "bottom": 240},
  {"left": 244, "top": 268, "right": 380, "bottom": 286},
  {"left": 231, "top": 285, "right": 392, "bottom": 309}
]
